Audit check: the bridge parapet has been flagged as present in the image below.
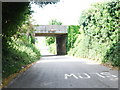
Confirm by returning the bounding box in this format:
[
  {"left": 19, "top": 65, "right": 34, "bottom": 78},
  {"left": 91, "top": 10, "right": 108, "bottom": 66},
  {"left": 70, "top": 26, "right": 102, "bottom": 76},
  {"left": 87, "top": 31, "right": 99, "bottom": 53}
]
[{"left": 34, "top": 25, "right": 68, "bottom": 34}]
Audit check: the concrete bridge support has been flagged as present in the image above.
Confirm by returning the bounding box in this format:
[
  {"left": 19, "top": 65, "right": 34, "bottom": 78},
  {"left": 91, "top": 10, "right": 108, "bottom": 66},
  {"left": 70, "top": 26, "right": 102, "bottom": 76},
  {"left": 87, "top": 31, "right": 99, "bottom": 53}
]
[{"left": 56, "top": 35, "right": 67, "bottom": 55}]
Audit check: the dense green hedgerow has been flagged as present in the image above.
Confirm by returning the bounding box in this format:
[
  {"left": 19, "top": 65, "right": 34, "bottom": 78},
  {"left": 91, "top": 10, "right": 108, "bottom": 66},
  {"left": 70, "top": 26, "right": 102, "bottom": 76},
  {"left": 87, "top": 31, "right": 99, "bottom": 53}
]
[
  {"left": 2, "top": 37, "right": 41, "bottom": 79},
  {"left": 68, "top": 0, "right": 120, "bottom": 66},
  {"left": 67, "top": 25, "right": 80, "bottom": 52},
  {"left": 2, "top": 2, "right": 41, "bottom": 79}
]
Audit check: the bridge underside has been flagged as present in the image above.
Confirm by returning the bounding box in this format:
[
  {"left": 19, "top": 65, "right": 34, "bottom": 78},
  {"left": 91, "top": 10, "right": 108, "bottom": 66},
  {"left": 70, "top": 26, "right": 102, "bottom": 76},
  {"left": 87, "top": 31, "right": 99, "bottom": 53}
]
[{"left": 35, "top": 33, "right": 67, "bottom": 37}]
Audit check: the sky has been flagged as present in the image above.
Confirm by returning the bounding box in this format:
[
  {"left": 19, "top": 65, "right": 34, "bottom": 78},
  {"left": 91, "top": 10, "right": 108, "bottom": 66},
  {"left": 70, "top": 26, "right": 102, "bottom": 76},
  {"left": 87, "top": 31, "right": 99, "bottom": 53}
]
[{"left": 30, "top": 0, "right": 106, "bottom": 25}]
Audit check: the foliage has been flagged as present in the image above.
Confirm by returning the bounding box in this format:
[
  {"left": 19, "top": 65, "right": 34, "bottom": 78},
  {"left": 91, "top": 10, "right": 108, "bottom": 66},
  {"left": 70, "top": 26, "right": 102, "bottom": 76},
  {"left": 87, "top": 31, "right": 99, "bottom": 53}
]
[
  {"left": 2, "top": 2, "right": 41, "bottom": 79},
  {"left": 2, "top": 2, "right": 32, "bottom": 37},
  {"left": 46, "top": 36, "right": 56, "bottom": 45},
  {"left": 49, "top": 43, "right": 57, "bottom": 54},
  {"left": 49, "top": 19, "right": 62, "bottom": 25},
  {"left": 67, "top": 25, "right": 80, "bottom": 52},
  {"left": 103, "top": 42, "right": 120, "bottom": 66},
  {"left": 2, "top": 37, "right": 40, "bottom": 78},
  {"left": 68, "top": 0, "right": 120, "bottom": 66}
]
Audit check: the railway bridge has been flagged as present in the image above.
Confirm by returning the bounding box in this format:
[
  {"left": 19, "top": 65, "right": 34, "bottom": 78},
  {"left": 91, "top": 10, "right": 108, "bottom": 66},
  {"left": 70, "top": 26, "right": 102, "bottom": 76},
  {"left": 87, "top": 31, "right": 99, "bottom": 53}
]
[{"left": 34, "top": 25, "right": 68, "bottom": 55}]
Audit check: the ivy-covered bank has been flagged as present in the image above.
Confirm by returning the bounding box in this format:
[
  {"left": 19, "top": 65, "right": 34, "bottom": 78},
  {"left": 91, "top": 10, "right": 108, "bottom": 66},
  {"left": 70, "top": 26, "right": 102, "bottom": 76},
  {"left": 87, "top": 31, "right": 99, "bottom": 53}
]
[
  {"left": 2, "top": 3, "right": 41, "bottom": 79},
  {"left": 68, "top": 0, "right": 120, "bottom": 66}
]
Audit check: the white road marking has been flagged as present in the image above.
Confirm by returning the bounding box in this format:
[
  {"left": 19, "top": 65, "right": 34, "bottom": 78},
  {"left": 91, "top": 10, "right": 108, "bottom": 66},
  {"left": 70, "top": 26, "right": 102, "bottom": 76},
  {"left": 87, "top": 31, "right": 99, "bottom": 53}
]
[
  {"left": 65, "top": 73, "right": 79, "bottom": 79},
  {"left": 100, "top": 72, "right": 117, "bottom": 78},
  {"left": 95, "top": 73, "right": 105, "bottom": 78},
  {"left": 78, "top": 73, "right": 91, "bottom": 79},
  {"left": 111, "top": 75, "right": 117, "bottom": 78},
  {"left": 64, "top": 72, "right": 118, "bottom": 79}
]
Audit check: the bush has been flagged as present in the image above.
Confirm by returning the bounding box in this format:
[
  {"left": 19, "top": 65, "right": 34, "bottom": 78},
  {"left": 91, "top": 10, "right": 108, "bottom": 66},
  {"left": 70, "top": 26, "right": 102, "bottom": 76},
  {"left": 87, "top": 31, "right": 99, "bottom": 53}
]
[
  {"left": 68, "top": 0, "right": 120, "bottom": 66},
  {"left": 46, "top": 37, "right": 56, "bottom": 45},
  {"left": 2, "top": 37, "right": 41, "bottom": 79}
]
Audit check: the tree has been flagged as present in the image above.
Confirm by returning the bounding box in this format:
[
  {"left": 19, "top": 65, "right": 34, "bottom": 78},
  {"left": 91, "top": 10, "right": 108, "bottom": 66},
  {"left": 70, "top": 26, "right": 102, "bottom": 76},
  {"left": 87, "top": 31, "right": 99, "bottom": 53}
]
[{"left": 49, "top": 19, "right": 62, "bottom": 25}]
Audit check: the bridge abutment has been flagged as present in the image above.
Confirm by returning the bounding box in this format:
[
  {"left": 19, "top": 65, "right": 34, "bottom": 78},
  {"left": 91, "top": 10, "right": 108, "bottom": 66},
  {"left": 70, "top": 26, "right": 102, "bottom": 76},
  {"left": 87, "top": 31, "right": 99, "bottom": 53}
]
[{"left": 56, "top": 35, "right": 67, "bottom": 55}]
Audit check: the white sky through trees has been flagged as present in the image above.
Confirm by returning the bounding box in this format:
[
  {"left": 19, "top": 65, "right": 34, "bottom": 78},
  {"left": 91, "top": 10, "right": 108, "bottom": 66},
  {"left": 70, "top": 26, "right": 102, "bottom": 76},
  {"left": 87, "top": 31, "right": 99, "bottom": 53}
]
[{"left": 31, "top": 0, "right": 106, "bottom": 25}]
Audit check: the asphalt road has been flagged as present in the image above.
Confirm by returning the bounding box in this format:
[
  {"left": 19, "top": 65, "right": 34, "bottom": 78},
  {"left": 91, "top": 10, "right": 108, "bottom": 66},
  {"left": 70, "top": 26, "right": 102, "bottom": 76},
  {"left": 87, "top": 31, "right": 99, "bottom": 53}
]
[{"left": 7, "top": 55, "right": 118, "bottom": 88}]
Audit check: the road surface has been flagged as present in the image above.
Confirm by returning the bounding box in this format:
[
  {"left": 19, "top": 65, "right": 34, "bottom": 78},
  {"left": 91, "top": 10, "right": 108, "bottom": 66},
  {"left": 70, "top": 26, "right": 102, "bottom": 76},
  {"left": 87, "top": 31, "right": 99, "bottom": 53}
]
[{"left": 7, "top": 55, "right": 118, "bottom": 88}]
